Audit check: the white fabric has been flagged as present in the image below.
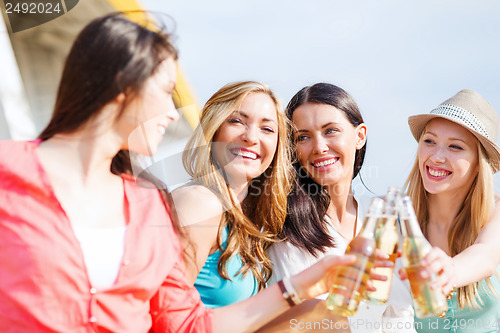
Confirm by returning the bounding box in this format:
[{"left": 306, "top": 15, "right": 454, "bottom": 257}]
[
  {"left": 380, "top": 259, "right": 415, "bottom": 333},
  {"left": 268, "top": 194, "right": 416, "bottom": 333},
  {"left": 73, "top": 225, "right": 127, "bottom": 290},
  {"left": 268, "top": 195, "right": 369, "bottom": 285}
]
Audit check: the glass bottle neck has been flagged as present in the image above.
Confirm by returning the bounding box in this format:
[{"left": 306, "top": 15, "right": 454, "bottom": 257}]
[
  {"left": 358, "top": 214, "right": 379, "bottom": 238},
  {"left": 400, "top": 216, "right": 424, "bottom": 238},
  {"left": 400, "top": 197, "right": 425, "bottom": 238},
  {"left": 384, "top": 187, "right": 402, "bottom": 216},
  {"left": 357, "top": 197, "right": 384, "bottom": 239}
]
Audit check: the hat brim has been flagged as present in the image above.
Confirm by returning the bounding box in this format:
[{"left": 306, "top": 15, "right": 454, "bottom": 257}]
[{"left": 408, "top": 114, "right": 500, "bottom": 173}]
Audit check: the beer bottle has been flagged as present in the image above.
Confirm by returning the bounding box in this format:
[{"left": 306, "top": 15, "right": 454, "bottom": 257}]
[
  {"left": 326, "top": 197, "right": 384, "bottom": 316},
  {"left": 364, "top": 187, "right": 401, "bottom": 304},
  {"left": 399, "top": 196, "right": 448, "bottom": 318}
]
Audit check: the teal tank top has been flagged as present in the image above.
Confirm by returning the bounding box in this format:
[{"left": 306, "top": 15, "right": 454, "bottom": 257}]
[
  {"left": 415, "top": 267, "right": 500, "bottom": 333},
  {"left": 194, "top": 226, "right": 258, "bottom": 308}
]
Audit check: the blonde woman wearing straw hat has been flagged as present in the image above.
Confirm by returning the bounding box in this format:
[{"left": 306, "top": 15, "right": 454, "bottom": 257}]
[{"left": 401, "top": 89, "right": 500, "bottom": 332}]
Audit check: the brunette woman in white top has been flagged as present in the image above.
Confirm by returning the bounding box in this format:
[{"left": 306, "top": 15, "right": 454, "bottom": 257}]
[{"left": 262, "top": 83, "right": 400, "bottom": 333}]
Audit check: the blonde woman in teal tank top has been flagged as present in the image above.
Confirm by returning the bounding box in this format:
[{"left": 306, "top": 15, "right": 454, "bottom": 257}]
[
  {"left": 172, "top": 81, "right": 292, "bottom": 306},
  {"left": 399, "top": 90, "right": 500, "bottom": 331}
]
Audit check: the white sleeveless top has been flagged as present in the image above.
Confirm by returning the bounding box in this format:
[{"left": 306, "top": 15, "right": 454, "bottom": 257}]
[
  {"left": 73, "top": 225, "right": 127, "bottom": 290},
  {"left": 267, "top": 195, "right": 412, "bottom": 333},
  {"left": 268, "top": 194, "right": 370, "bottom": 285}
]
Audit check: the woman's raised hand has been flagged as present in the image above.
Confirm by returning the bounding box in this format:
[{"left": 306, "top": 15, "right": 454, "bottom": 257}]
[{"left": 398, "top": 247, "right": 456, "bottom": 296}]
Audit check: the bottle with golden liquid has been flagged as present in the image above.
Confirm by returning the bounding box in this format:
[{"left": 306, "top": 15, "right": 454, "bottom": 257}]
[
  {"left": 326, "top": 197, "right": 384, "bottom": 316},
  {"left": 364, "top": 187, "right": 401, "bottom": 304},
  {"left": 400, "top": 196, "right": 448, "bottom": 318}
]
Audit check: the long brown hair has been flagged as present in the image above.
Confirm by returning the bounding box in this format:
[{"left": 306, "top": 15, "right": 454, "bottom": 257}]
[
  {"left": 182, "top": 81, "right": 292, "bottom": 288},
  {"left": 405, "top": 137, "right": 497, "bottom": 309},
  {"left": 280, "top": 83, "right": 367, "bottom": 256},
  {"left": 38, "top": 13, "right": 184, "bottom": 235}
]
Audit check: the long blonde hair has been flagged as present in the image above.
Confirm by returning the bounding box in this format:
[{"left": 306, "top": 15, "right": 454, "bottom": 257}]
[
  {"left": 182, "top": 81, "right": 292, "bottom": 288},
  {"left": 405, "top": 138, "right": 496, "bottom": 309}
]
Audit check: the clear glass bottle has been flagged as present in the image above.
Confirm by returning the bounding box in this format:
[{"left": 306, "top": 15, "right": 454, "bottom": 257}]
[
  {"left": 364, "top": 187, "right": 401, "bottom": 304},
  {"left": 326, "top": 197, "right": 384, "bottom": 316},
  {"left": 400, "top": 196, "right": 448, "bottom": 318}
]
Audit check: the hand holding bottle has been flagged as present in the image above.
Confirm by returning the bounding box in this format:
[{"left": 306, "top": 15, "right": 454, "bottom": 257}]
[
  {"left": 399, "top": 247, "right": 457, "bottom": 296},
  {"left": 326, "top": 197, "right": 384, "bottom": 316},
  {"left": 365, "top": 187, "right": 401, "bottom": 304},
  {"left": 399, "top": 196, "right": 448, "bottom": 318}
]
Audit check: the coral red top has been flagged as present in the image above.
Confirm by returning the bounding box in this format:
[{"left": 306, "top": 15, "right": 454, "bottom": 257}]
[{"left": 0, "top": 140, "right": 213, "bottom": 332}]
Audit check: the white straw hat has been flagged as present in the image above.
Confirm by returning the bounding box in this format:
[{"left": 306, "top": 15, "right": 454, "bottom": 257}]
[{"left": 408, "top": 89, "right": 500, "bottom": 173}]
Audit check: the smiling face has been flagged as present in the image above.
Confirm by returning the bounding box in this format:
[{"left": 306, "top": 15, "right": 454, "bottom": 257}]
[
  {"left": 418, "top": 118, "right": 479, "bottom": 195},
  {"left": 292, "top": 102, "right": 366, "bottom": 187},
  {"left": 117, "top": 57, "right": 179, "bottom": 155},
  {"left": 212, "top": 92, "right": 279, "bottom": 185}
]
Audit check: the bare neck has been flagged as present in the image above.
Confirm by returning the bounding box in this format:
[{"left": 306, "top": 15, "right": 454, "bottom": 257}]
[
  {"left": 325, "top": 180, "right": 355, "bottom": 223},
  {"left": 36, "top": 122, "right": 127, "bottom": 228},
  {"left": 37, "top": 128, "right": 122, "bottom": 187},
  {"left": 427, "top": 190, "right": 468, "bottom": 230},
  {"left": 229, "top": 181, "right": 250, "bottom": 204}
]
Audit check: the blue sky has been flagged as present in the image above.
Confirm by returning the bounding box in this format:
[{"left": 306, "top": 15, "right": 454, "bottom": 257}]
[{"left": 143, "top": 0, "right": 500, "bottom": 195}]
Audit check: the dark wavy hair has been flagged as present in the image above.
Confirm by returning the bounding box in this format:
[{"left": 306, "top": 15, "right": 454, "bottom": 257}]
[
  {"left": 279, "top": 83, "right": 367, "bottom": 256},
  {"left": 38, "top": 13, "right": 183, "bottom": 236}
]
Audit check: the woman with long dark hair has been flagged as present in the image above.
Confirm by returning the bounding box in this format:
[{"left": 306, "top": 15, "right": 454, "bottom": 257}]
[
  {"left": 0, "top": 14, "right": 355, "bottom": 333},
  {"left": 269, "top": 83, "right": 368, "bottom": 280},
  {"left": 265, "top": 83, "right": 400, "bottom": 332}
]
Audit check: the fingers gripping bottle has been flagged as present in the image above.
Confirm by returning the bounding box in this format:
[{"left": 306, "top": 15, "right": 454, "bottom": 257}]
[
  {"left": 326, "top": 197, "right": 384, "bottom": 316},
  {"left": 400, "top": 196, "right": 448, "bottom": 318},
  {"left": 364, "top": 187, "right": 401, "bottom": 304}
]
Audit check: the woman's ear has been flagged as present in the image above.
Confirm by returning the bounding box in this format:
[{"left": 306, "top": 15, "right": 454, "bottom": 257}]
[
  {"left": 114, "top": 92, "right": 126, "bottom": 105},
  {"left": 355, "top": 123, "right": 367, "bottom": 150},
  {"left": 97, "top": 92, "right": 127, "bottom": 121}
]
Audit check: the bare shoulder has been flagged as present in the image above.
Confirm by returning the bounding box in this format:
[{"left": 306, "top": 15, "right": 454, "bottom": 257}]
[
  {"left": 172, "top": 185, "right": 223, "bottom": 227},
  {"left": 172, "top": 185, "right": 222, "bottom": 209}
]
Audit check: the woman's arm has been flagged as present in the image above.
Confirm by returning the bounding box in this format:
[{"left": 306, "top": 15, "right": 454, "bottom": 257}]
[
  {"left": 212, "top": 254, "right": 355, "bottom": 333},
  {"left": 171, "top": 185, "right": 223, "bottom": 284},
  {"left": 450, "top": 194, "right": 500, "bottom": 284},
  {"left": 411, "top": 194, "right": 500, "bottom": 293},
  {"left": 254, "top": 298, "right": 350, "bottom": 333},
  {"left": 151, "top": 253, "right": 355, "bottom": 333}
]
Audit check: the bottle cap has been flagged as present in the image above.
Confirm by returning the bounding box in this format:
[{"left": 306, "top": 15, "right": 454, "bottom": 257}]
[{"left": 367, "top": 197, "right": 385, "bottom": 216}]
